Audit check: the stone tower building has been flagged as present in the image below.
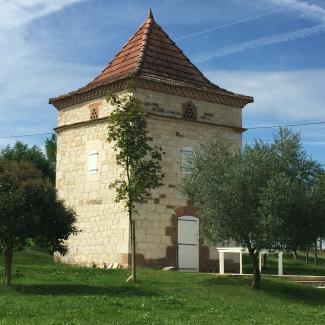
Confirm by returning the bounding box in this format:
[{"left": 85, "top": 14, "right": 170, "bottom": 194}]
[{"left": 49, "top": 10, "right": 253, "bottom": 272}]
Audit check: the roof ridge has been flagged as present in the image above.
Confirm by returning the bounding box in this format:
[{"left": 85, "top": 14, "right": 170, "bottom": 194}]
[
  {"left": 148, "top": 8, "right": 153, "bottom": 19},
  {"left": 132, "top": 16, "right": 154, "bottom": 77}
]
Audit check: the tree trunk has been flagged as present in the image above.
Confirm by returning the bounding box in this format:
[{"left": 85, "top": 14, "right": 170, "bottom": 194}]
[
  {"left": 305, "top": 248, "right": 309, "bottom": 263},
  {"left": 262, "top": 253, "right": 267, "bottom": 268},
  {"left": 293, "top": 250, "right": 298, "bottom": 260},
  {"left": 131, "top": 220, "right": 136, "bottom": 282},
  {"left": 314, "top": 241, "right": 318, "bottom": 265},
  {"left": 250, "top": 251, "right": 261, "bottom": 289},
  {"left": 4, "top": 246, "right": 13, "bottom": 287}
]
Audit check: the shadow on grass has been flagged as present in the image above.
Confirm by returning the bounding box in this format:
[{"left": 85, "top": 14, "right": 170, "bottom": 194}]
[
  {"left": 203, "top": 276, "right": 325, "bottom": 306},
  {"left": 14, "top": 284, "right": 158, "bottom": 297}
]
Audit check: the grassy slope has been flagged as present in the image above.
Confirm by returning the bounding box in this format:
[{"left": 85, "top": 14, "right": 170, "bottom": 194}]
[{"left": 0, "top": 248, "right": 324, "bottom": 324}]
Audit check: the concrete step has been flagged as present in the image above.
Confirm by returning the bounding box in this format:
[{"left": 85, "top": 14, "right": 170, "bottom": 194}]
[{"left": 295, "top": 280, "right": 325, "bottom": 287}]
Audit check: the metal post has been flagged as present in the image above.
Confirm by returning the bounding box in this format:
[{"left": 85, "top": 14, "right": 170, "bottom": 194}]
[
  {"left": 278, "top": 251, "right": 283, "bottom": 275},
  {"left": 219, "top": 251, "right": 224, "bottom": 274},
  {"left": 239, "top": 251, "right": 243, "bottom": 275}
]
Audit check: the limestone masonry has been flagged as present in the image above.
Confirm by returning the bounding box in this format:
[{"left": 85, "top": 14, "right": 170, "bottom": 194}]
[{"left": 50, "top": 10, "right": 253, "bottom": 272}]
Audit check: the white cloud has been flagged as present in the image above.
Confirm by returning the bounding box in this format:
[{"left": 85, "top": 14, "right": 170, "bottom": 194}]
[
  {"left": 267, "top": 0, "right": 325, "bottom": 23},
  {"left": 0, "top": 0, "right": 83, "bottom": 32},
  {"left": 205, "top": 69, "right": 325, "bottom": 123},
  {"left": 0, "top": 0, "right": 91, "bottom": 149},
  {"left": 205, "top": 69, "right": 325, "bottom": 161}
]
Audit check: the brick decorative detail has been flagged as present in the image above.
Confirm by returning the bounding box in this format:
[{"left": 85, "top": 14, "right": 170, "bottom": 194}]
[
  {"left": 122, "top": 251, "right": 238, "bottom": 273},
  {"left": 121, "top": 252, "right": 238, "bottom": 273},
  {"left": 175, "top": 206, "right": 197, "bottom": 218},
  {"left": 123, "top": 253, "right": 175, "bottom": 269}
]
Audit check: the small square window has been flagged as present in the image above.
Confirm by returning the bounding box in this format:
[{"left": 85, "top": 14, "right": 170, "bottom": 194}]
[{"left": 181, "top": 146, "right": 194, "bottom": 173}]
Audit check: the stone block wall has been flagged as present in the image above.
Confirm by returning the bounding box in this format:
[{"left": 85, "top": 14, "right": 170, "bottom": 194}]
[
  {"left": 56, "top": 120, "right": 129, "bottom": 266},
  {"left": 132, "top": 113, "right": 241, "bottom": 271},
  {"left": 135, "top": 88, "right": 242, "bottom": 129},
  {"left": 55, "top": 87, "right": 243, "bottom": 271}
]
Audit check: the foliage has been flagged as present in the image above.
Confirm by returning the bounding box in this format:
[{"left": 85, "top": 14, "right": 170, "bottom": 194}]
[
  {"left": 45, "top": 134, "right": 57, "bottom": 179},
  {"left": 0, "top": 160, "right": 78, "bottom": 286},
  {"left": 181, "top": 128, "right": 324, "bottom": 288},
  {"left": 265, "top": 128, "right": 322, "bottom": 254},
  {"left": 182, "top": 138, "right": 276, "bottom": 287},
  {"left": 107, "top": 91, "right": 164, "bottom": 282},
  {"left": 1, "top": 247, "right": 325, "bottom": 324},
  {"left": 107, "top": 92, "right": 164, "bottom": 211},
  {"left": 0, "top": 141, "right": 55, "bottom": 183}
]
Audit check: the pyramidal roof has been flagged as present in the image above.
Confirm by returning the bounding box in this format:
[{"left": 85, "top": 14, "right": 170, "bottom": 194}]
[{"left": 50, "top": 10, "right": 253, "bottom": 108}]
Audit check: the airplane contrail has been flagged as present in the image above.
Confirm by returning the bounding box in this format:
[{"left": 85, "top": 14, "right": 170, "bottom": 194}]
[
  {"left": 194, "top": 23, "right": 325, "bottom": 62},
  {"left": 175, "top": 8, "right": 286, "bottom": 41}
]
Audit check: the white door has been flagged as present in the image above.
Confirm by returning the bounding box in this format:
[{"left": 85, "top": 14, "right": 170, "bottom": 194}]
[{"left": 177, "top": 216, "right": 199, "bottom": 272}]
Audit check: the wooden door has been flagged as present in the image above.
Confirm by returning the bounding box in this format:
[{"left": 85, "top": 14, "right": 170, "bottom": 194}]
[{"left": 177, "top": 216, "right": 199, "bottom": 272}]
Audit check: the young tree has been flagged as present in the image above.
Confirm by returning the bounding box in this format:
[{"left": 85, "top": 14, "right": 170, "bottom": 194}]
[
  {"left": 107, "top": 92, "right": 164, "bottom": 282},
  {"left": 0, "top": 160, "right": 78, "bottom": 286}
]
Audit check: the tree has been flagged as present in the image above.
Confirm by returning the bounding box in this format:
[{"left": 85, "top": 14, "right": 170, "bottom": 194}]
[
  {"left": 181, "top": 128, "right": 324, "bottom": 288},
  {"left": 45, "top": 134, "right": 57, "bottom": 179},
  {"left": 107, "top": 92, "right": 164, "bottom": 282},
  {"left": 268, "top": 129, "right": 321, "bottom": 257},
  {"left": 182, "top": 139, "right": 277, "bottom": 288},
  {"left": 0, "top": 160, "right": 78, "bottom": 286},
  {"left": 0, "top": 142, "right": 55, "bottom": 183},
  {"left": 306, "top": 171, "right": 325, "bottom": 264}
]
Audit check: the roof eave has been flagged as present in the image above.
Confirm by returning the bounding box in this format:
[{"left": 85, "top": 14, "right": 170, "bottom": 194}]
[{"left": 49, "top": 75, "right": 253, "bottom": 110}]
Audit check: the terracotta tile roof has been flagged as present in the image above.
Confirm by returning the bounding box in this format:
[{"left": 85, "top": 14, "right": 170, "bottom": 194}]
[{"left": 50, "top": 9, "right": 253, "bottom": 106}]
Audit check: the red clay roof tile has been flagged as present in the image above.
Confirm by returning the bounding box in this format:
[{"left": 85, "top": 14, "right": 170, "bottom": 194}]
[{"left": 50, "top": 10, "right": 253, "bottom": 104}]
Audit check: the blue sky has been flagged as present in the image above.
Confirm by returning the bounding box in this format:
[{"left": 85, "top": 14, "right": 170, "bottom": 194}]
[{"left": 1, "top": 0, "right": 325, "bottom": 164}]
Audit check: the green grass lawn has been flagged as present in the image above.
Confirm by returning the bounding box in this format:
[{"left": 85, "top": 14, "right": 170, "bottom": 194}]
[{"left": 1, "top": 248, "right": 325, "bottom": 324}]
